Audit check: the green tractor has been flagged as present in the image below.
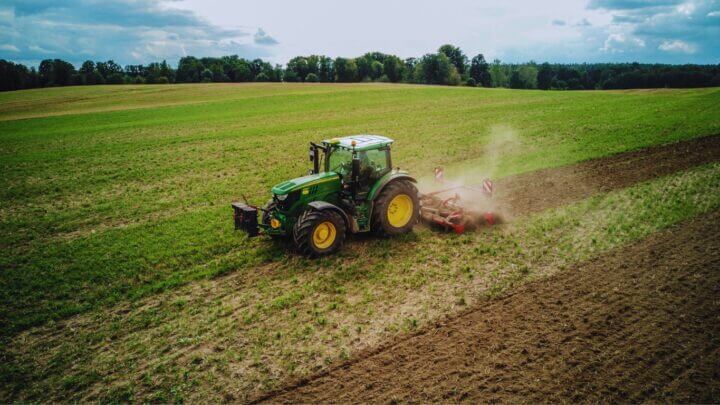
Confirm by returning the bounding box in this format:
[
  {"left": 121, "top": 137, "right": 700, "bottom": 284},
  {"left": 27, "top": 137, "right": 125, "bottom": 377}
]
[{"left": 232, "top": 135, "right": 419, "bottom": 256}]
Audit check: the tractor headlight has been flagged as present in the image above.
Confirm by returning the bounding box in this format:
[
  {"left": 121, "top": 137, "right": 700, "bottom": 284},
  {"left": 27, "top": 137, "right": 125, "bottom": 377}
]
[
  {"left": 275, "top": 193, "right": 288, "bottom": 201},
  {"left": 270, "top": 218, "right": 281, "bottom": 228}
]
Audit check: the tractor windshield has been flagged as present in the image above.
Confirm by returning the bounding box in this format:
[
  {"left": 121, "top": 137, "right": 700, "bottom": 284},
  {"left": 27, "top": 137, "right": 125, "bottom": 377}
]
[{"left": 327, "top": 147, "right": 353, "bottom": 176}]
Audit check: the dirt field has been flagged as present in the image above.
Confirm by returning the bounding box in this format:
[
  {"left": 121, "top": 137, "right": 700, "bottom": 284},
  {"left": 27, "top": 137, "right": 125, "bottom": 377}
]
[
  {"left": 495, "top": 134, "right": 720, "bottom": 216},
  {"left": 262, "top": 210, "right": 720, "bottom": 403}
]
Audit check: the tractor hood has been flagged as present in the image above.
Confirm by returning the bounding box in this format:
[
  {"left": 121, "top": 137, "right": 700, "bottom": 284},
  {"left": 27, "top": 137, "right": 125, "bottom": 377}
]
[{"left": 271, "top": 172, "right": 340, "bottom": 195}]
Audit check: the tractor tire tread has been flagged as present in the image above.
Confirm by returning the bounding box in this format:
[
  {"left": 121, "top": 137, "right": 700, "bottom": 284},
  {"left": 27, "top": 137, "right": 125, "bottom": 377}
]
[
  {"left": 372, "top": 179, "right": 419, "bottom": 236},
  {"left": 294, "top": 209, "right": 346, "bottom": 257}
]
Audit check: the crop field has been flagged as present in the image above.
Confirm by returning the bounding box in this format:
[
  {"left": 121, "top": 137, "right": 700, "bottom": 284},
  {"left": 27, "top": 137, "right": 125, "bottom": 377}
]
[{"left": 1, "top": 83, "right": 719, "bottom": 402}]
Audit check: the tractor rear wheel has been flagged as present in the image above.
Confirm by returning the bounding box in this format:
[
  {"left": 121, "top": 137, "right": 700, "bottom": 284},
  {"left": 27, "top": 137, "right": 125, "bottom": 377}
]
[
  {"left": 372, "top": 180, "right": 419, "bottom": 236},
  {"left": 294, "top": 209, "right": 346, "bottom": 257}
]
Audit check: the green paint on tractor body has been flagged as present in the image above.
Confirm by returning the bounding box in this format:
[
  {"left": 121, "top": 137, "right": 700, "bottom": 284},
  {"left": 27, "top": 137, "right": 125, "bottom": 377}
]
[
  {"left": 232, "top": 134, "right": 420, "bottom": 255},
  {"left": 271, "top": 172, "right": 340, "bottom": 196},
  {"left": 265, "top": 171, "right": 343, "bottom": 236}
]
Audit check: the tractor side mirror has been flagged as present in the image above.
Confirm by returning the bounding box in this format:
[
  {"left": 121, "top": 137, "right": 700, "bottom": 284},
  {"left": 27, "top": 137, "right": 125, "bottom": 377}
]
[{"left": 309, "top": 146, "right": 319, "bottom": 174}]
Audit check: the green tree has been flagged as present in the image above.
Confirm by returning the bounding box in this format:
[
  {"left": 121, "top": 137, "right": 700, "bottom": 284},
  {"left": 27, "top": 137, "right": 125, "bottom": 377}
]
[
  {"left": 414, "top": 53, "right": 459, "bottom": 85},
  {"left": 318, "top": 56, "right": 334, "bottom": 82},
  {"left": 283, "top": 69, "right": 300, "bottom": 82},
  {"left": 38, "top": 59, "right": 76, "bottom": 86},
  {"left": 271, "top": 64, "right": 284, "bottom": 82},
  {"left": 201, "top": 68, "right": 213, "bottom": 82},
  {"left": 0, "top": 60, "right": 40, "bottom": 91},
  {"left": 403, "top": 58, "right": 417, "bottom": 82},
  {"left": 370, "top": 60, "right": 384, "bottom": 80},
  {"left": 176, "top": 56, "right": 203, "bottom": 82},
  {"left": 509, "top": 65, "right": 538, "bottom": 89},
  {"left": 79, "top": 60, "right": 96, "bottom": 84},
  {"left": 355, "top": 55, "right": 372, "bottom": 81},
  {"left": 159, "top": 60, "right": 175, "bottom": 83},
  {"left": 469, "top": 54, "right": 491, "bottom": 87},
  {"left": 286, "top": 57, "right": 310, "bottom": 81},
  {"left": 87, "top": 61, "right": 105, "bottom": 84},
  {"left": 490, "top": 59, "right": 507, "bottom": 88},
  {"left": 305, "top": 73, "right": 319, "bottom": 82},
  {"left": 306, "top": 55, "right": 321, "bottom": 76},
  {"left": 382, "top": 55, "right": 404, "bottom": 82},
  {"left": 96, "top": 60, "right": 122, "bottom": 80},
  {"left": 106, "top": 73, "right": 125, "bottom": 84},
  {"left": 438, "top": 44, "right": 467, "bottom": 75},
  {"left": 227, "top": 58, "right": 253, "bottom": 82},
  {"left": 537, "top": 63, "right": 554, "bottom": 90},
  {"left": 509, "top": 71, "right": 522, "bottom": 88},
  {"left": 249, "top": 58, "right": 271, "bottom": 78},
  {"left": 334, "top": 57, "right": 358, "bottom": 82},
  {"left": 519, "top": 65, "right": 538, "bottom": 89}
]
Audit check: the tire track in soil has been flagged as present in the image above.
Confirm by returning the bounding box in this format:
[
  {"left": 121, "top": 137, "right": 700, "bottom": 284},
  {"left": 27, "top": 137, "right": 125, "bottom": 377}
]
[
  {"left": 254, "top": 135, "right": 720, "bottom": 403},
  {"left": 263, "top": 211, "right": 720, "bottom": 404},
  {"left": 494, "top": 134, "right": 720, "bottom": 217}
]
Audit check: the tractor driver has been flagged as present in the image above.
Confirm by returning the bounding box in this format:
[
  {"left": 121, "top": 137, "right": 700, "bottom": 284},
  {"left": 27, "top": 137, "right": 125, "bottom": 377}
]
[{"left": 357, "top": 151, "right": 378, "bottom": 189}]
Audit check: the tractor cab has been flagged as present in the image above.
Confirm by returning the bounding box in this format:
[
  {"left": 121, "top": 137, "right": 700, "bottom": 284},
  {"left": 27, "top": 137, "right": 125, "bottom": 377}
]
[{"left": 311, "top": 135, "right": 393, "bottom": 198}]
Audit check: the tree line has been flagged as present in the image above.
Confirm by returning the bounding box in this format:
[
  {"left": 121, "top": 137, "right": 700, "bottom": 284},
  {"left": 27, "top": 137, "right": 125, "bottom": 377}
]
[{"left": 2, "top": 44, "right": 719, "bottom": 92}]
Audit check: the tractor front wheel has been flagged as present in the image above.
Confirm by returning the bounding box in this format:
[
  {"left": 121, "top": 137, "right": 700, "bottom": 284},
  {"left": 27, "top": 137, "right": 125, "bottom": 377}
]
[
  {"left": 294, "top": 209, "right": 346, "bottom": 257},
  {"left": 372, "top": 180, "right": 419, "bottom": 236}
]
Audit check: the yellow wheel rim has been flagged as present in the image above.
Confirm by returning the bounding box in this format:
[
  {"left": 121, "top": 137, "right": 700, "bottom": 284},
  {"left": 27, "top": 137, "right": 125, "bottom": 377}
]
[
  {"left": 312, "top": 221, "right": 336, "bottom": 249},
  {"left": 387, "top": 194, "right": 414, "bottom": 228}
]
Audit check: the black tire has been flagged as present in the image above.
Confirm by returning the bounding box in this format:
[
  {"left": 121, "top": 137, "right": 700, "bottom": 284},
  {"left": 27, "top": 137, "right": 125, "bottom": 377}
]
[
  {"left": 372, "top": 180, "right": 419, "bottom": 236},
  {"left": 262, "top": 199, "right": 283, "bottom": 239},
  {"left": 293, "top": 209, "right": 346, "bottom": 257}
]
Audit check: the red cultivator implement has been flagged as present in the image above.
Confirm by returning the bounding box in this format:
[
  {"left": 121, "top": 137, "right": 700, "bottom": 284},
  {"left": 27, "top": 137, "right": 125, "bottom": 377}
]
[{"left": 419, "top": 167, "right": 496, "bottom": 234}]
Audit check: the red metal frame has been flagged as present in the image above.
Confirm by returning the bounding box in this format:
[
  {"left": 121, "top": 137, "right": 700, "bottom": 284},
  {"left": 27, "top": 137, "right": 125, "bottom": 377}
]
[{"left": 419, "top": 168, "right": 495, "bottom": 234}]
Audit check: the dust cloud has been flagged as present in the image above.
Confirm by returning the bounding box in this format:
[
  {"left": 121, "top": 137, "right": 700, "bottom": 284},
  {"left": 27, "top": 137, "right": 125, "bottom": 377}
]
[{"left": 417, "top": 126, "right": 523, "bottom": 223}]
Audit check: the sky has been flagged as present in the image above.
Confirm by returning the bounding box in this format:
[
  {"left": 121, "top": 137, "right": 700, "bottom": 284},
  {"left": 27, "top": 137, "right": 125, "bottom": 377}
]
[{"left": 0, "top": 0, "right": 718, "bottom": 67}]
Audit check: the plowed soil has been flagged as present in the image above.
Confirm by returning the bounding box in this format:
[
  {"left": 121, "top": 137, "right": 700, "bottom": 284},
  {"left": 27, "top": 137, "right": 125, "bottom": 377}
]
[
  {"left": 495, "top": 134, "right": 720, "bottom": 216},
  {"left": 262, "top": 210, "right": 720, "bottom": 403}
]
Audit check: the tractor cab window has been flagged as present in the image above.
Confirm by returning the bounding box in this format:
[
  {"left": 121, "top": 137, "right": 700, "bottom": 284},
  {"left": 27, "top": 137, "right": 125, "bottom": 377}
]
[
  {"left": 357, "top": 148, "right": 390, "bottom": 186},
  {"left": 327, "top": 147, "right": 353, "bottom": 177}
]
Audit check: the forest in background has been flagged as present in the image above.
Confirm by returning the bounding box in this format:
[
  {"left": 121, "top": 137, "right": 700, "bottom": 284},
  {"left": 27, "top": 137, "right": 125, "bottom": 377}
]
[{"left": 2, "top": 44, "right": 719, "bottom": 92}]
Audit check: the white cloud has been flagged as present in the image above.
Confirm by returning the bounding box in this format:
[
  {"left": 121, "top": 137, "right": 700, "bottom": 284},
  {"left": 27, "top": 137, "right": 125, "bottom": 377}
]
[
  {"left": 676, "top": 2, "right": 695, "bottom": 15},
  {"left": 253, "top": 28, "right": 278, "bottom": 46},
  {"left": 601, "top": 33, "right": 646, "bottom": 52},
  {"left": 0, "top": 44, "right": 19, "bottom": 52},
  {"left": 0, "top": 0, "right": 272, "bottom": 65},
  {"left": 592, "top": 0, "right": 720, "bottom": 62},
  {"left": 28, "top": 44, "right": 55, "bottom": 54},
  {"left": 1, "top": 0, "right": 717, "bottom": 66},
  {"left": 658, "top": 39, "right": 696, "bottom": 53},
  {"left": 575, "top": 18, "right": 592, "bottom": 26},
  {"left": 176, "top": 0, "right": 609, "bottom": 64}
]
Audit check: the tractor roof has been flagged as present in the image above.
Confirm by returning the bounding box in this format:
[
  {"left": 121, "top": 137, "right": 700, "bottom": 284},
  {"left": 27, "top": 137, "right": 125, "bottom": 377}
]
[{"left": 322, "top": 135, "right": 394, "bottom": 152}]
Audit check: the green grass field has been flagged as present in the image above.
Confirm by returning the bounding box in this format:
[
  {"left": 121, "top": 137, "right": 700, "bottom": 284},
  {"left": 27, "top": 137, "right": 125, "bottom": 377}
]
[{"left": 1, "top": 83, "right": 719, "bottom": 401}]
